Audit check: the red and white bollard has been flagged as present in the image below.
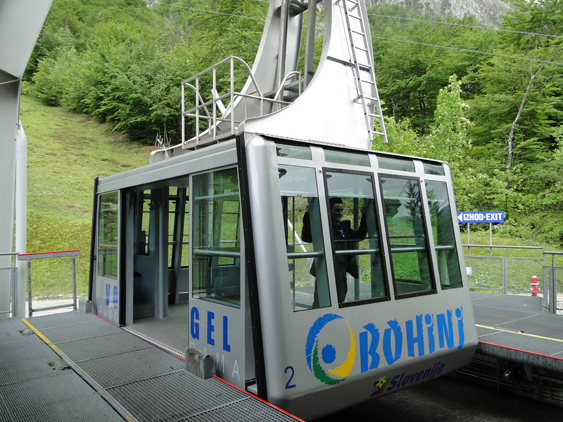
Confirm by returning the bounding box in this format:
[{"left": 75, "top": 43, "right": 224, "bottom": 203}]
[{"left": 530, "top": 275, "right": 539, "bottom": 297}]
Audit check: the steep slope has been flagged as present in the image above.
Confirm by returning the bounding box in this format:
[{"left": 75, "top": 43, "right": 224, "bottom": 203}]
[{"left": 20, "top": 95, "right": 153, "bottom": 295}]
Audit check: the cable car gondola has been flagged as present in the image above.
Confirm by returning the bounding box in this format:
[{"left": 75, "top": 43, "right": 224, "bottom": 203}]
[{"left": 89, "top": 1, "right": 477, "bottom": 419}]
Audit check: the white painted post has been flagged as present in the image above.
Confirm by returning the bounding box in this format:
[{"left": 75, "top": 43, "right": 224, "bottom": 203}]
[
  {"left": 467, "top": 223, "right": 470, "bottom": 255},
  {"left": 15, "top": 122, "right": 27, "bottom": 317},
  {"left": 489, "top": 222, "right": 493, "bottom": 256}
]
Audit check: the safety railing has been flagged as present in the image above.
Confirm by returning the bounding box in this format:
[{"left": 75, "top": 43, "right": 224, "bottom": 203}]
[
  {"left": 0, "top": 252, "right": 18, "bottom": 318},
  {"left": 464, "top": 245, "right": 544, "bottom": 295},
  {"left": 18, "top": 250, "right": 80, "bottom": 317},
  {"left": 543, "top": 251, "right": 563, "bottom": 314},
  {"left": 181, "top": 56, "right": 301, "bottom": 148}
]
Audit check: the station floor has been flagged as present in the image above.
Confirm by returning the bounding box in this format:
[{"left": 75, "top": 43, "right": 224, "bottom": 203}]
[
  {"left": 124, "top": 302, "right": 191, "bottom": 357},
  {"left": 471, "top": 292, "right": 563, "bottom": 371},
  {"left": 2, "top": 293, "right": 563, "bottom": 421},
  {"left": 0, "top": 312, "right": 301, "bottom": 422}
]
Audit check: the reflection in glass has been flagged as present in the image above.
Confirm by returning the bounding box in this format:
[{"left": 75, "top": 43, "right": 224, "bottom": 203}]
[
  {"left": 168, "top": 187, "right": 177, "bottom": 269},
  {"left": 98, "top": 192, "right": 119, "bottom": 278},
  {"left": 276, "top": 142, "right": 312, "bottom": 160},
  {"left": 378, "top": 156, "right": 415, "bottom": 172},
  {"left": 380, "top": 176, "right": 434, "bottom": 296},
  {"left": 325, "top": 171, "right": 388, "bottom": 305},
  {"left": 168, "top": 186, "right": 189, "bottom": 269},
  {"left": 423, "top": 162, "right": 445, "bottom": 176},
  {"left": 324, "top": 148, "right": 370, "bottom": 167},
  {"left": 426, "top": 181, "right": 463, "bottom": 289},
  {"left": 192, "top": 168, "right": 241, "bottom": 308},
  {"left": 279, "top": 165, "right": 330, "bottom": 311}
]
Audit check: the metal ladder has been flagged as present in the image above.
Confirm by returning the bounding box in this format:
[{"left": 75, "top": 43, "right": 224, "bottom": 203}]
[{"left": 339, "top": 0, "right": 388, "bottom": 144}]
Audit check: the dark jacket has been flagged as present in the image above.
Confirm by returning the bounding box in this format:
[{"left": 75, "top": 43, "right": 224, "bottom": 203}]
[{"left": 302, "top": 212, "right": 367, "bottom": 302}]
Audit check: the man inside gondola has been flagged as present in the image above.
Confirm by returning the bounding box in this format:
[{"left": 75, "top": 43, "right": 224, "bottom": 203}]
[{"left": 302, "top": 197, "right": 367, "bottom": 307}]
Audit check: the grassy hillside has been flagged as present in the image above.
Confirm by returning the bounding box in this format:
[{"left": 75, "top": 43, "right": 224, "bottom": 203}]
[{"left": 20, "top": 95, "right": 154, "bottom": 297}]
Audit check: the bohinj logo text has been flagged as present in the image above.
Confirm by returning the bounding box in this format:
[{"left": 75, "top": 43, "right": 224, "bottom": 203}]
[{"left": 306, "top": 307, "right": 464, "bottom": 385}]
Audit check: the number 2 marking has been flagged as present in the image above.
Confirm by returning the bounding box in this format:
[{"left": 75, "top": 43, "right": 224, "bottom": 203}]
[{"left": 284, "top": 366, "right": 296, "bottom": 389}]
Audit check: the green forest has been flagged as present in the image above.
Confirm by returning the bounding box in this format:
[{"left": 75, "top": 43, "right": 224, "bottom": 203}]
[{"left": 24, "top": 0, "right": 563, "bottom": 245}]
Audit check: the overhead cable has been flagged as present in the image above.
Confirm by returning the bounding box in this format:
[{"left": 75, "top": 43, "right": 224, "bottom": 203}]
[
  {"left": 367, "top": 12, "right": 563, "bottom": 40},
  {"left": 153, "top": 0, "right": 563, "bottom": 64},
  {"left": 156, "top": 0, "right": 563, "bottom": 40},
  {"left": 155, "top": 2, "right": 266, "bottom": 22},
  {"left": 372, "top": 36, "right": 563, "bottom": 66}
]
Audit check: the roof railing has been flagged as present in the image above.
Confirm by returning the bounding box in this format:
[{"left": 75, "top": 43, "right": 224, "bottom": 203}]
[{"left": 181, "top": 56, "right": 301, "bottom": 149}]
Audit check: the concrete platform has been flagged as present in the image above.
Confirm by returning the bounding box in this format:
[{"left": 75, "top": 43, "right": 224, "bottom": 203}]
[
  {"left": 471, "top": 292, "right": 563, "bottom": 371},
  {"left": 0, "top": 312, "right": 301, "bottom": 422}
]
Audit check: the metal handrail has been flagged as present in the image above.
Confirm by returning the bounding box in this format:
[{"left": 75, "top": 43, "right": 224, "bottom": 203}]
[
  {"left": 543, "top": 251, "right": 563, "bottom": 314},
  {"left": 463, "top": 244, "right": 544, "bottom": 250},
  {"left": 335, "top": 248, "right": 380, "bottom": 256},
  {"left": 182, "top": 56, "right": 261, "bottom": 147},
  {"left": 193, "top": 249, "right": 240, "bottom": 258},
  {"left": 273, "top": 71, "right": 302, "bottom": 103},
  {"left": 18, "top": 250, "right": 80, "bottom": 317},
  {"left": 181, "top": 56, "right": 299, "bottom": 148},
  {"left": 464, "top": 245, "right": 547, "bottom": 296},
  {"left": 287, "top": 251, "right": 323, "bottom": 259}
]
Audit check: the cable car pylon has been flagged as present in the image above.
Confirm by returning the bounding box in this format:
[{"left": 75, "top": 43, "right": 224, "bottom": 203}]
[{"left": 151, "top": 0, "right": 388, "bottom": 163}]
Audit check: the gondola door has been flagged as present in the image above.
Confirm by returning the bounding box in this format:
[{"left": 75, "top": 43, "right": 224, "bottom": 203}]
[
  {"left": 188, "top": 167, "right": 252, "bottom": 389},
  {"left": 93, "top": 191, "right": 122, "bottom": 325}
]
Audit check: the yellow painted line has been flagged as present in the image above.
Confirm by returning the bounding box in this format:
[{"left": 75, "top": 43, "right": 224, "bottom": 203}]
[
  {"left": 476, "top": 323, "right": 563, "bottom": 344},
  {"left": 22, "top": 318, "right": 136, "bottom": 422},
  {"left": 22, "top": 318, "right": 63, "bottom": 356}
]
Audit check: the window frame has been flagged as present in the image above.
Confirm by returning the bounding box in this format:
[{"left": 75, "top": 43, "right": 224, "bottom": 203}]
[
  {"left": 425, "top": 179, "right": 464, "bottom": 290},
  {"left": 190, "top": 166, "right": 242, "bottom": 309},
  {"left": 378, "top": 173, "right": 437, "bottom": 299},
  {"left": 278, "top": 164, "right": 332, "bottom": 311},
  {"left": 323, "top": 167, "right": 391, "bottom": 308},
  {"left": 97, "top": 191, "right": 119, "bottom": 279}
]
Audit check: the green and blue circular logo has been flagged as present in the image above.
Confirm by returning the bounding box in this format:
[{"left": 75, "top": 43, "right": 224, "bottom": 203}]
[{"left": 306, "top": 314, "right": 356, "bottom": 385}]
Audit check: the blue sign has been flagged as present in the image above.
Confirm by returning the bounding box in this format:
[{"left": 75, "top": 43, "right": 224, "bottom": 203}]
[{"left": 457, "top": 211, "right": 504, "bottom": 223}]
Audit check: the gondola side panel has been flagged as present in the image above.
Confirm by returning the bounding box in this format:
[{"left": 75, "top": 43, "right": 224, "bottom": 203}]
[
  {"left": 243, "top": 136, "right": 478, "bottom": 420},
  {"left": 243, "top": 135, "right": 299, "bottom": 398}
]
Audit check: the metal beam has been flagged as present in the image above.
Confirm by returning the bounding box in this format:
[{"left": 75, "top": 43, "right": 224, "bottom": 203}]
[
  {"left": 0, "top": 0, "right": 53, "bottom": 259},
  {"left": 0, "top": 80, "right": 19, "bottom": 265}
]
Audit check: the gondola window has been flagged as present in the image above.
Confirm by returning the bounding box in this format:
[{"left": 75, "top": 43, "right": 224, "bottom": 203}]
[
  {"left": 325, "top": 171, "right": 389, "bottom": 306},
  {"left": 279, "top": 165, "right": 331, "bottom": 311},
  {"left": 426, "top": 180, "right": 463, "bottom": 289},
  {"left": 192, "top": 168, "right": 241, "bottom": 308},
  {"left": 97, "top": 192, "right": 119, "bottom": 279},
  {"left": 380, "top": 176, "right": 435, "bottom": 297}
]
